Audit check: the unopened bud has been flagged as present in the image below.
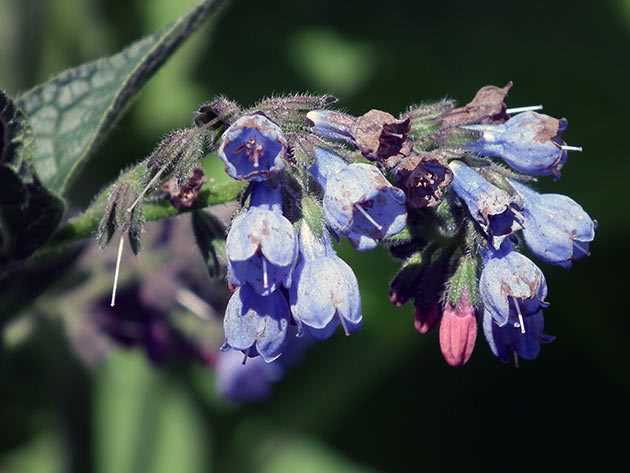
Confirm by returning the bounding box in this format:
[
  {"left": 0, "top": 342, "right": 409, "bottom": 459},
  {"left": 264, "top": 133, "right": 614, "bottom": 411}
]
[
  {"left": 439, "top": 292, "right": 477, "bottom": 366},
  {"left": 414, "top": 303, "right": 441, "bottom": 334}
]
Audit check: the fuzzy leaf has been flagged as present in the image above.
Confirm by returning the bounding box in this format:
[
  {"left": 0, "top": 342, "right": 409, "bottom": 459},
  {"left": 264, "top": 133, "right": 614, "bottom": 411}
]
[
  {"left": 191, "top": 210, "right": 226, "bottom": 279},
  {"left": 0, "top": 90, "right": 65, "bottom": 263},
  {"left": 17, "top": 0, "right": 227, "bottom": 195}
]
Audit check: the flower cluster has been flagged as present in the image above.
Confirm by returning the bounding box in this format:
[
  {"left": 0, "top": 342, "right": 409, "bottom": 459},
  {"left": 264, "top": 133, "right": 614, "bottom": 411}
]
[
  {"left": 97, "top": 85, "right": 594, "bottom": 374},
  {"left": 218, "top": 108, "right": 402, "bottom": 363},
  {"left": 209, "top": 85, "right": 595, "bottom": 368}
]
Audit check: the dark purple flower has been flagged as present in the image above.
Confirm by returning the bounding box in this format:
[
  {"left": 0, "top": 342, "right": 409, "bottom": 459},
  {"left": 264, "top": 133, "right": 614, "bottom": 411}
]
[
  {"left": 449, "top": 161, "right": 523, "bottom": 249},
  {"left": 92, "top": 284, "right": 208, "bottom": 366}
]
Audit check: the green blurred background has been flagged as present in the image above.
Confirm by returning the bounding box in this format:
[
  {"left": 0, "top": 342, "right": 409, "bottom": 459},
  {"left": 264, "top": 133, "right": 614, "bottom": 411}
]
[{"left": 1, "top": 0, "right": 629, "bottom": 471}]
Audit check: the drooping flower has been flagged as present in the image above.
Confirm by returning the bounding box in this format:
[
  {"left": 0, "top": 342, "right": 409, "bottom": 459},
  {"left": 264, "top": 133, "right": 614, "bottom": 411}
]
[
  {"left": 312, "top": 148, "right": 407, "bottom": 251},
  {"left": 414, "top": 303, "right": 441, "bottom": 335},
  {"left": 222, "top": 284, "right": 290, "bottom": 362},
  {"left": 479, "top": 241, "right": 548, "bottom": 328},
  {"left": 215, "top": 350, "right": 275, "bottom": 403},
  {"left": 309, "top": 147, "right": 349, "bottom": 188},
  {"left": 463, "top": 111, "right": 581, "bottom": 178},
  {"left": 482, "top": 310, "right": 554, "bottom": 363},
  {"left": 307, "top": 109, "right": 412, "bottom": 161},
  {"left": 289, "top": 223, "right": 362, "bottom": 339},
  {"left": 306, "top": 109, "right": 357, "bottom": 147},
  {"left": 449, "top": 160, "right": 523, "bottom": 249},
  {"left": 508, "top": 179, "right": 595, "bottom": 268},
  {"left": 439, "top": 291, "right": 478, "bottom": 367},
  {"left": 215, "top": 328, "right": 313, "bottom": 403},
  {"left": 218, "top": 113, "right": 287, "bottom": 181},
  {"left": 225, "top": 182, "right": 298, "bottom": 295}
]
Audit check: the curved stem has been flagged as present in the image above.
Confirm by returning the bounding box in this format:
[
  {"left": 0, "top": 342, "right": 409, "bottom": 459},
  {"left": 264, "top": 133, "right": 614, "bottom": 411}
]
[{"left": 22, "top": 179, "right": 245, "bottom": 267}]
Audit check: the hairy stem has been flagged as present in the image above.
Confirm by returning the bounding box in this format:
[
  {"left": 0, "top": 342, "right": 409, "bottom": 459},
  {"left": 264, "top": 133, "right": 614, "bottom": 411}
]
[{"left": 32, "top": 179, "right": 245, "bottom": 261}]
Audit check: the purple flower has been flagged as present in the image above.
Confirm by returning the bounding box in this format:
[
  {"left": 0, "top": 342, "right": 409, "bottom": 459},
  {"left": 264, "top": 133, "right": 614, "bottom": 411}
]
[
  {"left": 215, "top": 350, "right": 276, "bottom": 403},
  {"left": 306, "top": 110, "right": 357, "bottom": 148},
  {"left": 91, "top": 284, "right": 209, "bottom": 366},
  {"left": 508, "top": 179, "right": 595, "bottom": 268},
  {"left": 483, "top": 310, "right": 554, "bottom": 363},
  {"left": 215, "top": 329, "right": 313, "bottom": 403},
  {"left": 463, "top": 111, "right": 581, "bottom": 178},
  {"left": 226, "top": 183, "right": 298, "bottom": 296},
  {"left": 309, "top": 147, "right": 348, "bottom": 188},
  {"left": 289, "top": 224, "right": 362, "bottom": 339},
  {"left": 479, "top": 241, "right": 548, "bottom": 327},
  {"left": 313, "top": 148, "right": 407, "bottom": 251},
  {"left": 449, "top": 161, "right": 523, "bottom": 249},
  {"left": 222, "top": 284, "right": 290, "bottom": 362},
  {"left": 218, "top": 114, "right": 287, "bottom": 181}
]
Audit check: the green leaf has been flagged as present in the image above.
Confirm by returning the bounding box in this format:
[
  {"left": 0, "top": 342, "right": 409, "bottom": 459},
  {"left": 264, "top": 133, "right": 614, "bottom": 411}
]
[
  {"left": 0, "top": 90, "right": 65, "bottom": 263},
  {"left": 191, "top": 210, "right": 226, "bottom": 279},
  {"left": 17, "top": 0, "right": 227, "bottom": 195}
]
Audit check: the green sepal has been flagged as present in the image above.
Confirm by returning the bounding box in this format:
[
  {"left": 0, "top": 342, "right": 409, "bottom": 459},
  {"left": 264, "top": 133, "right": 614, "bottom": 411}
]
[
  {"left": 300, "top": 194, "right": 324, "bottom": 239},
  {"left": 445, "top": 253, "right": 481, "bottom": 308}
]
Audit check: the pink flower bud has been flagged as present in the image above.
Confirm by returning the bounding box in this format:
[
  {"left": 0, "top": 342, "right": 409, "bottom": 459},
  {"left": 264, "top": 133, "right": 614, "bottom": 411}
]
[
  {"left": 439, "top": 295, "right": 477, "bottom": 366},
  {"left": 414, "top": 303, "right": 441, "bottom": 334}
]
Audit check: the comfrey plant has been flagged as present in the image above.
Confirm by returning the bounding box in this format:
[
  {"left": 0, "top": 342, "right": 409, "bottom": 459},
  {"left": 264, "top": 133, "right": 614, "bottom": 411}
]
[{"left": 0, "top": 0, "right": 596, "bottom": 405}]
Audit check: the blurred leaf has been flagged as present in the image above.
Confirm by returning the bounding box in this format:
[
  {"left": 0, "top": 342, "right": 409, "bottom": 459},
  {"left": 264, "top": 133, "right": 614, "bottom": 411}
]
[
  {"left": 289, "top": 29, "right": 378, "bottom": 96},
  {"left": 192, "top": 209, "right": 227, "bottom": 279},
  {"left": 94, "top": 351, "right": 208, "bottom": 473},
  {"left": 257, "top": 436, "right": 380, "bottom": 473},
  {"left": 0, "top": 90, "right": 65, "bottom": 264},
  {"left": 0, "top": 431, "right": 64, "bottom": 473},
  {"left": 17, "top": 0, "right": 227, "bottom": 195}
]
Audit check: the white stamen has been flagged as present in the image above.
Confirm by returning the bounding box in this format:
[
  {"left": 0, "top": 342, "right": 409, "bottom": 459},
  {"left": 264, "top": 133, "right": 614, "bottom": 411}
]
[
  {"left": 110, "top": 235, "right": 125, "bottom": 307},
  {"left": 506, "top": 105, "right": 543, "bottom": 114},
  {"left": 354, "top": 204, "right": 383, "bottom": 231},
  {"left": 262, "top": 257, "right": 269, "bottom": 289},
  {"left": 175, "top": 288, "right": 212, "bottom": 320},
  {"left": 127, "top": 164, "right": 168, "bottom": 213},
  {"left": 337, "top": 312, "right": 350, "bottom": 336},
  {"left": 514, "top": 297, "right": 526, "bottom": 335},
  {"left": 561, "top": 145, "right": 583, "bottom": 152}
]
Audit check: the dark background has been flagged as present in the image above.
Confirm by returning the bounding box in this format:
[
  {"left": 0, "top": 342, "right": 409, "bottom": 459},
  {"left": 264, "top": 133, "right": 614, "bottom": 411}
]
[{"left": 1, "top": 0, "right": 629, "bottom": 472}]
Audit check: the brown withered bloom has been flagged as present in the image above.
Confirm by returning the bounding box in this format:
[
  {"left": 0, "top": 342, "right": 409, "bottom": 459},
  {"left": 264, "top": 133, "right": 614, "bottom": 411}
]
[
  {"left": 352, "top": 109, "right": 412, "bottom": 161},
  {"left": 392, "top": 153, "right": 452, "bottom": 209},
  {"left": 440, "top": 82, "right": 513, "bottom": 128},
  {"left": 163, "top": 168, "right": 205, "bottom": 210}
]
